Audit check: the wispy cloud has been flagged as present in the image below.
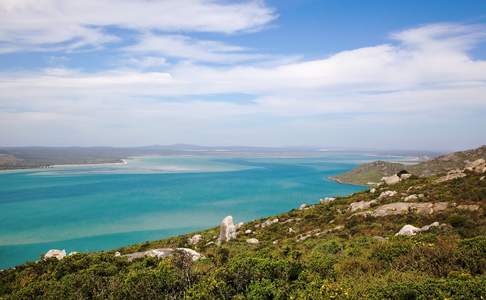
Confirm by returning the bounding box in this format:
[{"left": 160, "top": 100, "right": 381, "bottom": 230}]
[
  {"left": 0, "top": 0, "right": 276, "bottom": 53},
  {"left": 124, "top": 34, "right": 267, "bottom": 63}
]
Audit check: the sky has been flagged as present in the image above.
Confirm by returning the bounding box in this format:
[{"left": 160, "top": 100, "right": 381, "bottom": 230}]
[{"left": 1, "top": 0, "right": 486, "bottom": 151}]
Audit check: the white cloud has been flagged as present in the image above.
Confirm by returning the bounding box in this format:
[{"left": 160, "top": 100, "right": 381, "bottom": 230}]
[
  {"left": 0, "top": 23, "right": 485, "bottom": 148},
  {"left": 125, "top": 34, "right": 266, "bottom": 63},
  {"left": 0, "top": 0, "right": 275, "bottom": 53}
]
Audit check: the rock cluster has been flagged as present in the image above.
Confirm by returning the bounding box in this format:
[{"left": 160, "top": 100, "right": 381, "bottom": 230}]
[
  {"left": 381, "top": 171, "right": 411, "bottom": 185},
  {"left": 123, "top": 248, "right": 202, "bottom": 262},
  {"left": 465, "top": 159, "right": 486, "bottom": 174}
]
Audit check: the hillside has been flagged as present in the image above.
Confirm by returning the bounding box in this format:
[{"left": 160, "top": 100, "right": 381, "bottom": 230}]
[
  {"left": 332, "top": 146, "right": 486, "bottom": 185},
  {"left": 1, "top": 158, "right": 485, "bottom": 299}
]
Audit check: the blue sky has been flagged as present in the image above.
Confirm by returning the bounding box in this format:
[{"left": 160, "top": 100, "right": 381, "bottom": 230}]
[{"left": 1, "top": 0, "right": 486, "bottom": 150}]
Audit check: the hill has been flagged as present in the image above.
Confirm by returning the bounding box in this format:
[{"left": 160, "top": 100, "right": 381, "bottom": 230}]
[
  {"left": 1, "top": 155, "right": 485, "bottom": 299},
  {"left": 332, "top": 146, "right": 486, "bottom": 185}
]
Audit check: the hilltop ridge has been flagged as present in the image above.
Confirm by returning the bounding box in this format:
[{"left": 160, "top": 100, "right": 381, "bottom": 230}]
[{"left": 331, "top": 145, "right": 486, "bottom": 185}]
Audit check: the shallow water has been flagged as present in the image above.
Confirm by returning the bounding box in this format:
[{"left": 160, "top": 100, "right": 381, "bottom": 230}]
[{"left": 0, "top": 154, "right": 403, "bottom": 268}]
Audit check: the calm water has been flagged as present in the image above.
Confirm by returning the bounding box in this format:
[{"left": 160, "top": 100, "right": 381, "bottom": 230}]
[{"left": 0, "top": 154, "right": 403, "bottom": 269}]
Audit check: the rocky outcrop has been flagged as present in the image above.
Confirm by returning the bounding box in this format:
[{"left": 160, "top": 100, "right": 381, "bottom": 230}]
[
  {"left": 349, "top": 200, "right": 377, "bottom": 212},
  {"left": 218, "top": 216, "right": 237, "bottom": 244},
  {"left": 373, "top": 202, "right": 449, "bottom": 217},
  {"left": 352, "top": 202, "right": 449, "bottom": 218},
  {"left": 465, "top": 159, "right": 486, "bottom": 174},
  {"left": 44, "top": 249, "right": 66, "bottom": 260},
  {"left": 395, "top": 222, "right": 440, "bottom": 236},
  {"left": 434, "top": 169, "right": 466, "bottom": 183},
  {"left": 124, "top": 248, "right": 202, "bottom": 262}
]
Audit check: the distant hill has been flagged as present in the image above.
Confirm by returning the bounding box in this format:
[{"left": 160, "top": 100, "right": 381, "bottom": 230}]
[{"left": 332, "top": 145, "right": 486, "bottom": 185}]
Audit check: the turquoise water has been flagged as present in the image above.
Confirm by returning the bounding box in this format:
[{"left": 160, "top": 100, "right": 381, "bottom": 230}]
[{"left": 0, "top": 154, "right": 399, "bottom": 269}]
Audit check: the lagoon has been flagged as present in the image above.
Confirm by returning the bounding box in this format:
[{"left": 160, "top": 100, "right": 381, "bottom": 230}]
[{"left": 0, "top": 153, "right": 402, "bottom": 268}]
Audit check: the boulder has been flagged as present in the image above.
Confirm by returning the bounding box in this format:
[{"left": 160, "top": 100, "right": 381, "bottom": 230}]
[
  {"left": 420, "top": 221, "right": 440, "bottom": 231},
  {"left": 299, "top": 203, "right": 308, "bottom": 210},
  {"left": 218, "top": 216, "right": 237, "bottom": 244},
  {"left": 349, "top": 200, "right": 377, "bottom": 212},
  {"left": 465, "top": 159, "right": 486, "bottom": 173},
  {"left": 261, "top": 218, "right": 279, "bottom": 228},
  {"left": 435, "top": 169, "right": 466, "bottom": 183},
  {"left": 379, "top": 190, "right": 397, "bottom": 199},
  {"left": 114, "top": 251, "right": 121, "bottom": 257},
  {"left": 371, "top": 202, "right": 449, "bottom": 217},
  {"left": 246, "top": 238, "right": 259, "bottom": 245},
  {"left": 396, "top": 222, "right": 441, "bottom": 236},
  {"left": 395, "top": 225, "right": 421, "bottom": 236},
  {"left": 400, "top": 173, "right": 412, "bottom": 180},
  {"left": 381, "top": 175, "right": 401, "bottom": 185},
  {"left": 370, "top": 188, "right": 376, "bottom": 194},
  {"left": 245, "top": 229, "right": 253, "bottom": 234},
  {"left": 403, "top": 194, "right": 418, "bottom": 202},
  {"left": 188, "top": 234, "right": 202, "bottom": 245},
  {"left": 44, "top": 249, "right": 66, "bottom": 260}
]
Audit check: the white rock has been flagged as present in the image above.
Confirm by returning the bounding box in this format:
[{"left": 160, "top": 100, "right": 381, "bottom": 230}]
[
  {"left": 382, "top": 175, "right": 401, "bottom": 185},
  {"left": 68, "top": 251, "right": 78, "bottom": 256},
  {"left": 299, "top": 203, "right": 308, "bottom": 210},
  {"left": 245, "top": 229, "right": 252, "bottom": 234},
  {"left": 288, "top": 227, "right": 295, "bottom": 233},
  {"left": 218, "top": 216, "right": 237, "bottom": 244},
  {"left": 480, "top": 176, "right": 485, "bottom": 181},
  {"left": 400, "top": 173, "right": 412, "bottom": 180},
  {"left": 395, "top": 225, "right": 421, "bottom": 236},
  {"left": 177, "top": 248, "right": 203, "bottom": 261},
  {"left": 349, "top": 200, "right": 377, "bottom": 212},
  {"left": 246, "top": 238, "right": 259, "bottom": 245},
  {"left": 396, "top": 222, "right": 441, "bottom": 236},
  {"left": 379, "top": 190, "right": 397, "bottom": 199},
  {"left": 370, "top": 188, "right": 376, "bottom": 194},
  {"left": 114, "top": 251, "right": 121, "bottom": 257},
  {"left": 320, "top": 197, "right": 336, "bottom": 204},
  {"left": 420, "top": 221, "right": 440, "bottom": 231},
  {"left": 44, "top": 249, "right": 66, "bottom": 260},
  {"left": 272, "top": 240, "right": 278, "bottom": 245},
  {"left": 188, "top": 234, "right": 202, "bottom": 245},
  {"left": 404, "top": 194, "right": 418, "bottom": 202},
  {"left": 261, "top": 218, "right": 279, "bottom": 228},
  {"left": 236, "top": 222, "right": 244, "bottom": 229}
]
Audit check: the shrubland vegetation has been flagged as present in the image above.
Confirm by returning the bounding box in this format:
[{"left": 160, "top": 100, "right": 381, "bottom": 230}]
[{"left": 1, "top": 168, "right": 485, "bottom": 299}]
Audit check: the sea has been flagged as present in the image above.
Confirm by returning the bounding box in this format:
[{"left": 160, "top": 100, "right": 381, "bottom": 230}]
[{"left": 0, "top": 153, "right": 409, "bottom": 269}]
